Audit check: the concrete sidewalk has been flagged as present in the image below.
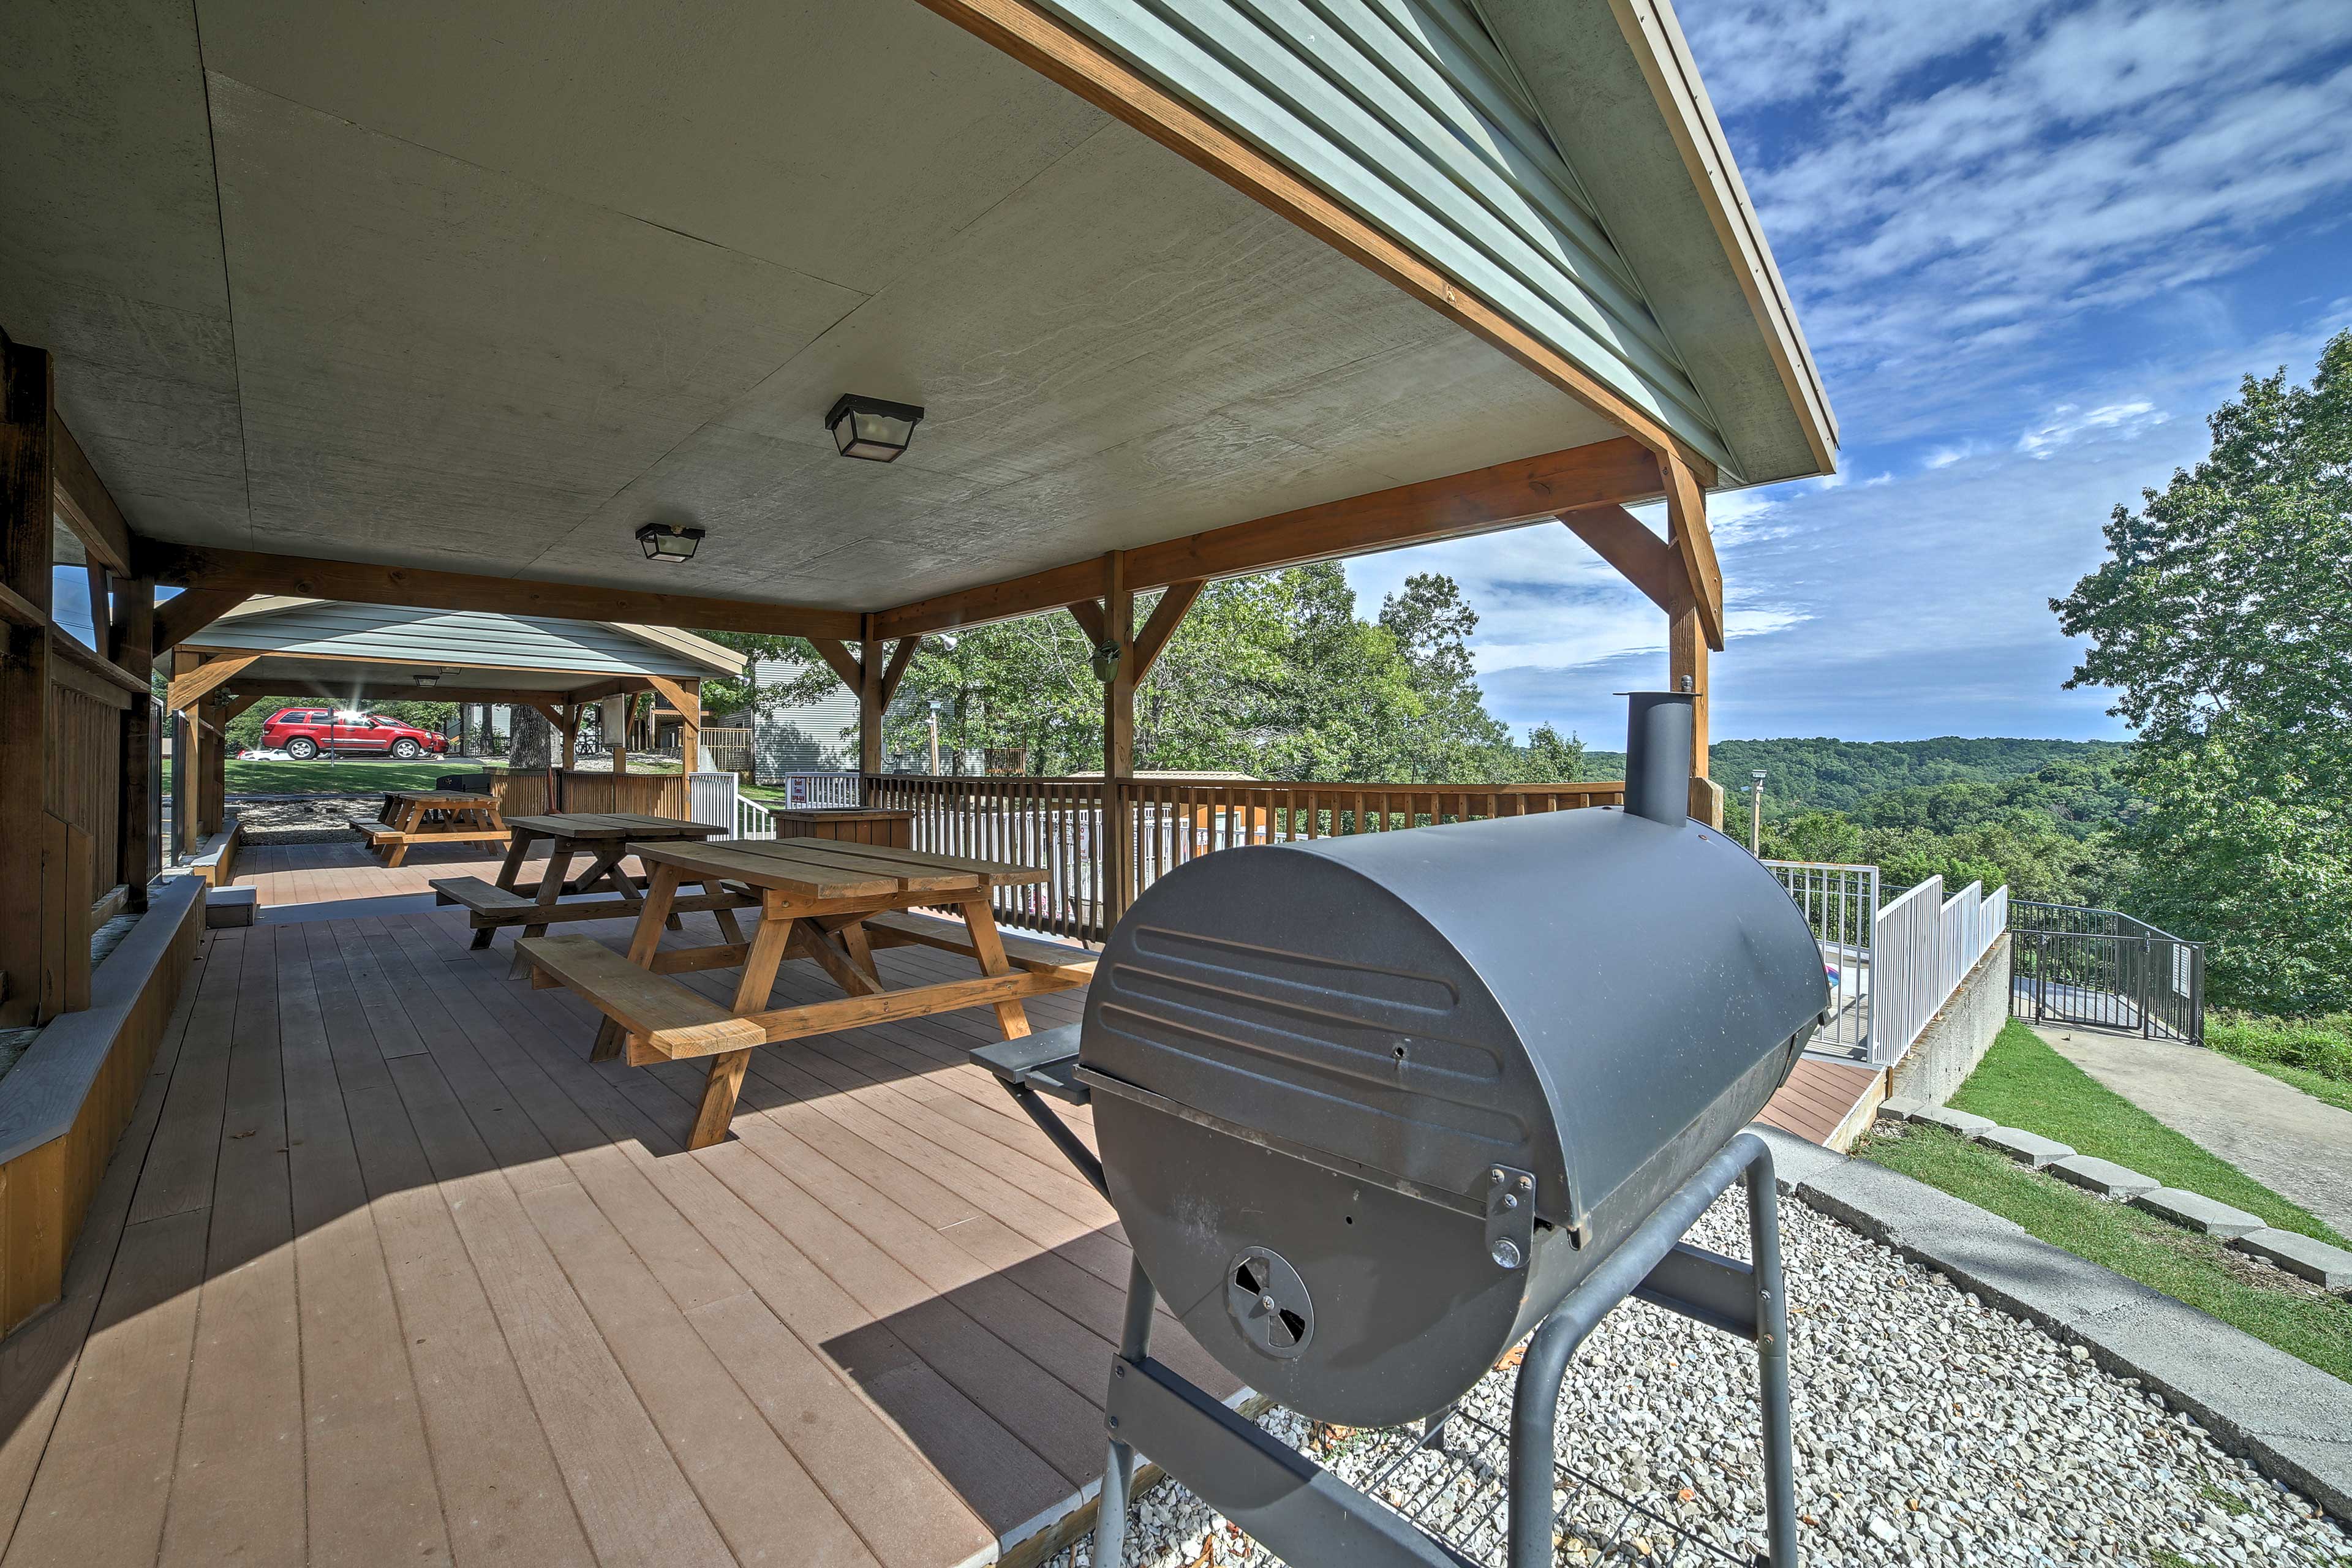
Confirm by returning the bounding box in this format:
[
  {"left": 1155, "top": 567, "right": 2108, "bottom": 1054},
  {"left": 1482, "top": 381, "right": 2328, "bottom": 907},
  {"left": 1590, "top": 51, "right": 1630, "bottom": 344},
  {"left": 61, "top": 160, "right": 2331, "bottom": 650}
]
[{"left": 2034, "top": 1024, "right": 2352, "bottom": 1237}]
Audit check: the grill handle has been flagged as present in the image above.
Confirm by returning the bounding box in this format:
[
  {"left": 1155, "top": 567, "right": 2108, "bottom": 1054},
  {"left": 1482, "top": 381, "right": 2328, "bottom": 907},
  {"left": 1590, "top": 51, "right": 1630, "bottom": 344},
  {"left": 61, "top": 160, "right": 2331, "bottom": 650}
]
[{"left": 1623, "top": 691, "right": 1695, "bottom": 826}]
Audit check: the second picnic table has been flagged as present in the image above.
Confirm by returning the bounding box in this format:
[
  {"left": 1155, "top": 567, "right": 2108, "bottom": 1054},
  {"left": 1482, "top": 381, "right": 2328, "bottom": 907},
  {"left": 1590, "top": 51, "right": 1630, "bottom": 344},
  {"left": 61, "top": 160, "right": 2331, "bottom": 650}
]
[
  {"left": 432, "top": 812, "right": 744, "bottom": 949},
  {"left": 355, "top": 789, "right": 507, "bottom": 867},
  {"left": 517, "top": 837, "right": 1096, "bottom": 1150}
]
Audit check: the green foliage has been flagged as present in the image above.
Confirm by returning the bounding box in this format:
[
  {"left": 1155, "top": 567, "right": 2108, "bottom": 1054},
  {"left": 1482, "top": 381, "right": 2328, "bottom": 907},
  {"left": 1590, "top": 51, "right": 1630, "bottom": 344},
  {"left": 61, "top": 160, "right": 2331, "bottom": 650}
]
[
  {"left": 2204, "top": 1011, "right": 2352, "bottom": 1112},
  {"left": 224, "top": 698, "right": 454, "bottom": 750},
  {"left": 688, "top": 631, "right": 814, "bottom": 718},
  {"left": 1705, "top": 736, "right": 2131, "bottom": 816},
  {"left": 873, "top": 565, "right": 1561, "bottom": 784},
  {"left": 2054, "top": 332, "right": 2352, "bottom": 1012}
]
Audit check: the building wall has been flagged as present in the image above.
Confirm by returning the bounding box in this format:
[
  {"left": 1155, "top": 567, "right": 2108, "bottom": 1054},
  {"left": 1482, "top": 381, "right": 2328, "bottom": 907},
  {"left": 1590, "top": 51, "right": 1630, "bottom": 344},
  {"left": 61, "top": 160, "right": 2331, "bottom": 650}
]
[
  {"left": 1890, "top": 933, "right": 2015, "bottom": 1107},
  {"left": 748, "top": 658, "right": 860, "bottom": 780}
]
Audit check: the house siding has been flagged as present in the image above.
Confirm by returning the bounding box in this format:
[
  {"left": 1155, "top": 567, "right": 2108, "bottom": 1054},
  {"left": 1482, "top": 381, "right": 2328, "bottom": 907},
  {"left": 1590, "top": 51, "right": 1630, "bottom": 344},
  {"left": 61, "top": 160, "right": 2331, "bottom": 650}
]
[{"left": 1033, "top": 0, "right": 1733, "bottom": 473}]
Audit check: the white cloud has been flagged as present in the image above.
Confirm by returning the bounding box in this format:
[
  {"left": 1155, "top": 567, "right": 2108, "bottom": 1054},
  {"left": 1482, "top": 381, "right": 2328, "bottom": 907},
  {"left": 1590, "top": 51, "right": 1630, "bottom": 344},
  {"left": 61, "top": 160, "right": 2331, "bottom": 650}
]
[
  {"left": 1679, "top": 0, "right": 2352, "bottom": 422},
  {"left": 2016, "top": 399, "right": 2167, "bottom": 457}
]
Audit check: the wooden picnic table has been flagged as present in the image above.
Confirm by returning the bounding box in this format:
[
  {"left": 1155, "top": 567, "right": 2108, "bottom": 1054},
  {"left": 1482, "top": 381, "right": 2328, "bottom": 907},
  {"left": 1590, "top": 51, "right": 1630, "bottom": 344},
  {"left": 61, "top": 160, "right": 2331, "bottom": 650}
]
[
  {"left": 517, "top": 837, "right": 1096, "bottom": 1150},
  {"left": 353, "top": 789, "right": 506, "bottom": 867},
  {"left": 447, "top": 812, "right": 741, "bottom": 951}
]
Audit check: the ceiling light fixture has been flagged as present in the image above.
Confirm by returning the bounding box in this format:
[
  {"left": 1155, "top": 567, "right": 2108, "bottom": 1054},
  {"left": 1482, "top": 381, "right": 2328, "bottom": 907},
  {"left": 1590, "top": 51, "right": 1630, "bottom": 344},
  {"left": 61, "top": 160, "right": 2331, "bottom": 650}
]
[
  {"left": 635, "top": 522, "right": 705, "bottom": 562},
  {"left": 826, "top": 393, "right": 925, "bottom": 462}
]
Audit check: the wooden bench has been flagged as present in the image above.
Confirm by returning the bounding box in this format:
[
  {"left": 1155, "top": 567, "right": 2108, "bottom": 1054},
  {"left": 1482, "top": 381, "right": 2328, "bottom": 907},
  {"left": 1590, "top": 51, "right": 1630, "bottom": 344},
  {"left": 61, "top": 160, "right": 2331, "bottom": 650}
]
[
  {"left": 432, "top": 874, "right": 754, "bottom": 933},
  {"left": 515, "top": 935, "right": 764, "bottom": 1060},
  {"left": 862, "top": 910, "right": 1099, "bottom": 985}
]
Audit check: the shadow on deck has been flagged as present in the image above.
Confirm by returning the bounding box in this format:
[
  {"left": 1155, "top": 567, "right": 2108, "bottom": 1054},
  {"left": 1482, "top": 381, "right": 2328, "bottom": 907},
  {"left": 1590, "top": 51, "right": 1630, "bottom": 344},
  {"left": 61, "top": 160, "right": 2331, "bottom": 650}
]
[{"left": 0, "top": 854, "right": 1218, "bottom": 1568}]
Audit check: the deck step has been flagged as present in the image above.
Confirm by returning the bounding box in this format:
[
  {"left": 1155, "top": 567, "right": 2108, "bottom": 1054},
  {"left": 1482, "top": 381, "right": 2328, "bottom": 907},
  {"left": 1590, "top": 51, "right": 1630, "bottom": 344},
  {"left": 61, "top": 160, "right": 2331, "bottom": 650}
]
[
  {"left": 515, "top": 936, "right": 764, "bottom": 1059},
  {"left": 862, "top": 911, "right": 1098, "bottom": 984},
  {"left": 431, "top": 875, "right": 537, "bottom": 912}
]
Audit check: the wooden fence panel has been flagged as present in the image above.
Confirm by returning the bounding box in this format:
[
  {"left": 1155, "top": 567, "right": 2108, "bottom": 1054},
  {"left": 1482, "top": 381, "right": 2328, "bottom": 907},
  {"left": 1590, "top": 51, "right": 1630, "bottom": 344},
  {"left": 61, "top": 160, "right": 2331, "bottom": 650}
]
[{"left": 44, "top": 679, "right": 125, "bottom": 903}]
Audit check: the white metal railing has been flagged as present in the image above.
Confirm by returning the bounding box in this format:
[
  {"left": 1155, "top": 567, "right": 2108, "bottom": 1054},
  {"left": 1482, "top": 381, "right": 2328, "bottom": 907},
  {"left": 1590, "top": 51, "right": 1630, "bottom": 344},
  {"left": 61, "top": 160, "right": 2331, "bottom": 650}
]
[
  {"left": 1870, "top": 875, "right": 2007, "bottom": 1066},
  {"left": 687, "top": 768, "right": 779, "bottom": 839},
  {"left": 774, "top": 772, "right": 862, "bottom": 809},
  {"left": 734, "top": 791, "right": 774, "bottom": 840},
  {"left": 1765, "top": 862, "right": 1879, "bottom": 1059},
  {"left": 1766, "top": 861, "right": 2007, "bottom": 1067}
]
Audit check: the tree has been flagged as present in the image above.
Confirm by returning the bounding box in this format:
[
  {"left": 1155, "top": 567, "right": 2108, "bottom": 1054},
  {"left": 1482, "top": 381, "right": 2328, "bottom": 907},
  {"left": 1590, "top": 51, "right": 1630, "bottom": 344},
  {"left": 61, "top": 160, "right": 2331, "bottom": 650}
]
[
  {"left": 510, "top": 703, "right": 552, "bottom": 769},
  {"left": 2054, "top": 331, "right": 2352, "bottom": 1010}
]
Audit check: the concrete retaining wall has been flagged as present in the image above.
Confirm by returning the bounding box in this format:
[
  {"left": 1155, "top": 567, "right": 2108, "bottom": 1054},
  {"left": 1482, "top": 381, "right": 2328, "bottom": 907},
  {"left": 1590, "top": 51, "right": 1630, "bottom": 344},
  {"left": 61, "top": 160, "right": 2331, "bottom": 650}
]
[{"left": 1889, "top": 930, "right": 2012, "bottom": 1106}]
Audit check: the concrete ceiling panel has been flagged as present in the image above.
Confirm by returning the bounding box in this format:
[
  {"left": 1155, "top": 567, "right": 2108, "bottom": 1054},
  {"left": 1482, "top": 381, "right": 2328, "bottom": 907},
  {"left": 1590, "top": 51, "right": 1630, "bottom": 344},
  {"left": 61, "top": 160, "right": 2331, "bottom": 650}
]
[
  {"left": 206, "top": 74, "right": 866, "bottom": 571},
  {"left": 193, "top": 0, "right": 1107, "bottom": 290},
  {"left": 0, "top": 0, "right": 249, "bottom": 540}
]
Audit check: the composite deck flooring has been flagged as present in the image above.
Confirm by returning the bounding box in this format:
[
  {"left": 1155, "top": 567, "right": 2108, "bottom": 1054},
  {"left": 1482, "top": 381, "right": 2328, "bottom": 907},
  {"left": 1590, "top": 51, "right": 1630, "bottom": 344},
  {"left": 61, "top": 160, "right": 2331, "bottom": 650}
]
[
  {"left": 3, "top": 837, "right": 1863, "bottom": 1568},
  {"left": 0, "top": 881, "right": 1234, "bottom": 1568}
]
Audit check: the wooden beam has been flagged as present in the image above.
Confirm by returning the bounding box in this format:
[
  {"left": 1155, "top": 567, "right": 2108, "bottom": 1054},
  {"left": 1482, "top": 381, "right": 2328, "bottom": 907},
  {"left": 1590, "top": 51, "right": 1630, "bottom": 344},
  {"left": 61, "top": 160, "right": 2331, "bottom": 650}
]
[
  {"left": 1560, "top": 506, "right": 1676, "bottom": 616},
  {"left": 216, "top": 692, "right": 265, "bottom": 725},
  {"left": 1064, "top": 597, "right": 1107, "bottom": 647},
  {"left": 524, "top": 699, "right": 570, "bottom": 734},
  {"left": 47, "top": 625, "right": 148, "bottom": 700},
  {"left": 1, "top": 334, "right": 54, "bottom": 1025},
  {"left": 48, "top": 412, "right": 133, "bottom": 576},
  {"left": 1131, "top": 579, "right": 1202, "bottom": 682},
  {"left": 1102, "top": 553, "right": 1134, "bottom": 922},
  {"left": 137, "top": 541, "right": 865, "bottom": 639},
  {"left": 876, "top": 439, "right": 1665, "bottom": 638},
  {"left": 560, "top": 703, "right": 578, "bottom": 771},
  {"left": 155, "top": 589, "right": 247, "bottom": 652},
  {"left": 1663, "top": 453, "right": 1724, "bottom": 652},
  {"left": 114, "top": 576, "right": 156, "bottom": 906},
  {"left": 0, "top": 579, "right": 40, "bottom": 630},
  {"left": 911, "top": 0, "right": 1720, "bottom": 482},
  {"left": 165, "top": 652, "right": 257, "bottom": 714},
  {"left": 857, "top": 617, "right": 883, "bottom": 776},
  {"left": 877, "top": 636, "right": 921, "bottom": 710},
  {"left": 642, "top": 674, "right": 700, "bottom": 774},
  {"left": 807, "top": 638, "right": 864, "bottom": 694}
]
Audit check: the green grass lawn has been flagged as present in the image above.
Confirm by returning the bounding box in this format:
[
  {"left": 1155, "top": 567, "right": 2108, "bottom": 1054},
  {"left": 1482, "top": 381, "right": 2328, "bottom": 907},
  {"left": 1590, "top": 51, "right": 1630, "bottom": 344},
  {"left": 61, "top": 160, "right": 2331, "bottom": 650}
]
[
  {"left": 1858, "top": 1021, "right": 2352, "bottom": 1384},
  {"left": 2206, "top": 1011, "right": 2352, "bottom": 1114},
  {"left": 164, "top": 756, "right": 692, "bottom": 796},
  {"left": 1948, "top": 1022, "right": 2347, "bottom": 1247}
]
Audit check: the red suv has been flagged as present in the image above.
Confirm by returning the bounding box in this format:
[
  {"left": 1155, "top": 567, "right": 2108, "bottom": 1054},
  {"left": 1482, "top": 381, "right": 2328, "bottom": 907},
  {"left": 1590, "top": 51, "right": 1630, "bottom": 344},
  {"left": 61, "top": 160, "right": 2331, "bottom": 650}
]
[{"left": 258, "top": 708, "right": 450, "bottom": 761}]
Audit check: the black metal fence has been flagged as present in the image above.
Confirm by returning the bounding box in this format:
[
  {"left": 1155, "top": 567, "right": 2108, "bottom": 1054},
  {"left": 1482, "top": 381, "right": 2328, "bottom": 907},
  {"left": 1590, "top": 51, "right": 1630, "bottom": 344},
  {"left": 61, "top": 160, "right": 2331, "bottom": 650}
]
[{"left": 2008, "top": 900, "right": 2205, "bottom": 1044}]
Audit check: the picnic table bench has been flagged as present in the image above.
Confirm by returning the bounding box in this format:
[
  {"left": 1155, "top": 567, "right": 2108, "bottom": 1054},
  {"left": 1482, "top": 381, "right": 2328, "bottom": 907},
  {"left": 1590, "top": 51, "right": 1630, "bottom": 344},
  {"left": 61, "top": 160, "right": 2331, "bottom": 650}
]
[
  {"left": 432, "top": 812, "right": 746, "bottom": 951},
  {"left": 518, "top": 836, "right": 1096, "bottom": 1149},
  {"left": 350, "top": 790, "right": 507, "bottom": 867}
]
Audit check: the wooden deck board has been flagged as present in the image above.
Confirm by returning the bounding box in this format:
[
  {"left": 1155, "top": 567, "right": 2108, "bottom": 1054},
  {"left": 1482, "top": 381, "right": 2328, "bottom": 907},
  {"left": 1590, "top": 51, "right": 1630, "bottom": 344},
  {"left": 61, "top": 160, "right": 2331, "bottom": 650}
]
[{"left": 0, "top": 841, "right": 1880, "bottom": 1568}]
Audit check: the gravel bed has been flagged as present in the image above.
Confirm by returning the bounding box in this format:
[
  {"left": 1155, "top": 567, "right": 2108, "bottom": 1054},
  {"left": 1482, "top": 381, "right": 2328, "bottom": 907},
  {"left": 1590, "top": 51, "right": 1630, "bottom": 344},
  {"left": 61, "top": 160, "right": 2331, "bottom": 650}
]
[
  {"left": 1052, "top": 1193, "right": 2351, "bottom": 1567},
  {"left": 228, "top": 794, "right": 383, "bottom": 845}
]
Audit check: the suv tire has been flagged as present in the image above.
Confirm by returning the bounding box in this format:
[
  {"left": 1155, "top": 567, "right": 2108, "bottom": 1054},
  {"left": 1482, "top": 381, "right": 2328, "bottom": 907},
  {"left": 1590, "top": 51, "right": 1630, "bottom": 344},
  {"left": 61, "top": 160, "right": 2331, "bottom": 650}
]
[
  {"left": 391, "top": 738, "right": 422, "bottom": 760},
  {"left": 286, "top": 737, "right": 320, "bottom": 760}
]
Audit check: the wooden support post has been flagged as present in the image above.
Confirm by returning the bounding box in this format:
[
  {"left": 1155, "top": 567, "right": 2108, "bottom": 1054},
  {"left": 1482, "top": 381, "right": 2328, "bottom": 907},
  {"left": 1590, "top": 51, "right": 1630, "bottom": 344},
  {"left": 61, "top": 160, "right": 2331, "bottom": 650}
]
[
  {"left": 114, "top": 576, "right": 156, "bottom": 907},
  {"left": 1668, "top": 577, "right": 1722, "bottom": 830},
  {"left": 1102, "top": 552, "right": 1135, "bottom": 925},
  {"left": 646, "top": 674, "right": 701, "bottom": 774},
  {"left": 858, "top": 615, "right": 883, "bottom": 781},
  {"left": 560, "top": 703, "right": 577, "bottom": 770},
  {"left": 1, "top": 335, "right": 55, "bottom": 1026},
  {"left": 1656, "top": 454, "right": 1724, "bottom": 828},
  {"left": 200, "top": 699, "right": 228, "bottom": 836}
]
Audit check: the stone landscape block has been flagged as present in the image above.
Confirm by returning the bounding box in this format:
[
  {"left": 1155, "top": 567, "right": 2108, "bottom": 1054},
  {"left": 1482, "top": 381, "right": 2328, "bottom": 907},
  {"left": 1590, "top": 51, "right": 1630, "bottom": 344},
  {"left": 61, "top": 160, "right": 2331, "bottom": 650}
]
[
  {"left": 2231, "top": 1228, "right": 2352, "bottom": 1290},
  {"left": 1980, "top": 1126, "right": 2073, "bottom": 1169},
  {"left": 2049, "top": 1155, "right": 2160, "bottom": 1199},
  {"left": 1877, "top": 1096, "right": 1927, "bottom": 1124},
  {"left": 205, "top": 886, "right": 258, "bottom": 929},
  {"left": 2133, "top": 1188, "right": 2264, "bottom": 1238},
  {"left": 1915, "top": 1106, "right": 1994, "bottom": 1138}
]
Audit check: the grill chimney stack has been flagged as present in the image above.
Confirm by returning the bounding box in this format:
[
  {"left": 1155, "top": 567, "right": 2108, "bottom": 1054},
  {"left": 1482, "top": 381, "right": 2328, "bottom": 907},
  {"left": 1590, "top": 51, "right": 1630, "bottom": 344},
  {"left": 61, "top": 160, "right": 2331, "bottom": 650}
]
[{"left": 1623, "top": 692, "right": 1695, "bottom": 826}]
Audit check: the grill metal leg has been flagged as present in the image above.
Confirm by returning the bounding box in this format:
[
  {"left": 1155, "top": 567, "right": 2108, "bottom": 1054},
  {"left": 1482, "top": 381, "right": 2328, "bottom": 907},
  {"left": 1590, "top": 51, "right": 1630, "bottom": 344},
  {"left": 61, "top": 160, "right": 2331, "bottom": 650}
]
[
  {"left": 1747, "top": 1144, "right": 1798, "bottom": 1568},
  {"left": 1094, "top": 1258, "right": 1158, "bottom": 1568}
]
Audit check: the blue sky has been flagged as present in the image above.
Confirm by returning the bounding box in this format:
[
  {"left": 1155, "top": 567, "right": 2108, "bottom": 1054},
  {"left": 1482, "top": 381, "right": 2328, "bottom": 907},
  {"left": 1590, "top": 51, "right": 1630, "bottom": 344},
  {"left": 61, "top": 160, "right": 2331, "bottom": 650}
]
[{"left": 1346, "top": 0, "right": 2352, "bottom": 745}]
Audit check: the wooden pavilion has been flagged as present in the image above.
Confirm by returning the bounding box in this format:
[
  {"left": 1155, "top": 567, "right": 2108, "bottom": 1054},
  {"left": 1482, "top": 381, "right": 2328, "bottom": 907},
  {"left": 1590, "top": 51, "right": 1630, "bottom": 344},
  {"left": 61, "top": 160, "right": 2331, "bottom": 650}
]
[
  {"left": 163, "top": 597, "right": 747, "bottom": 842},
  {"left": 0, "top": 1, "right": 1837, "bottom": 1562}
]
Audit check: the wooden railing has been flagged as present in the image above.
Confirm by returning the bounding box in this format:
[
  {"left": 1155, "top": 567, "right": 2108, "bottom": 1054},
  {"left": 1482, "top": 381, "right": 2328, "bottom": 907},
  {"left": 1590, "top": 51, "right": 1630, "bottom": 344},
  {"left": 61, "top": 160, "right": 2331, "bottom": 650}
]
[
  {"left": 862, "top": 774, "right": 1625, "bottom": 944},
  {"left": 480, "top": 768, "right": 690, "bottom": 820}
]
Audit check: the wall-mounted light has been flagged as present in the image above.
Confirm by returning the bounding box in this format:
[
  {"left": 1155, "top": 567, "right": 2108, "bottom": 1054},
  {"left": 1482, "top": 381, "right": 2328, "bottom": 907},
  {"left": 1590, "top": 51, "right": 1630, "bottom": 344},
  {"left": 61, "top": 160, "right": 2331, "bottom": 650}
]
[
  {"left": 826, "top": 394, "right": 925, "bottom": 462},
  {"left": 636, "top": 522, "right": 705, "bottom": 562},
  {"left": 413, "top": 672, "right": 440, "bottom": 689}
]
